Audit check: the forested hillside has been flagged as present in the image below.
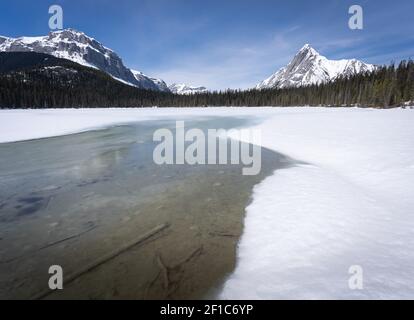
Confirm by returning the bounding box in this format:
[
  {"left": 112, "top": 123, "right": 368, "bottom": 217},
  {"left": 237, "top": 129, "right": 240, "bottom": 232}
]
[{"left": 0, "top": 52, "right": 412, "bottom": 108}]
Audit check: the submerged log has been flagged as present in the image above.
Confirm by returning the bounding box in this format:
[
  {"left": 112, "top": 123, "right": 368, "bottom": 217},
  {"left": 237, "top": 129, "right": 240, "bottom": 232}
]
[{"left": 32, "top": 222, "right": 170, "bottom": 300}]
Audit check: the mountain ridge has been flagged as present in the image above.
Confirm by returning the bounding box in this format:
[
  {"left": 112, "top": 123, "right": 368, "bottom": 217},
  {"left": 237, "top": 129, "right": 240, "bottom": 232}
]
[
  {"left": 0, "top": 28, "right": 169, "bottom": 92},
  {"left": 168, "top": 83, "right": 208, "bottom": 95}
]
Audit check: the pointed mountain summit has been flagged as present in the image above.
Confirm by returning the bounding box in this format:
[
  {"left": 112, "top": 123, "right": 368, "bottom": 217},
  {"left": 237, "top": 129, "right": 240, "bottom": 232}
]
[
  {"left": 0, "top": 28, "right": 169, "bottom": 91},
  {"left": 256, "top": 44, "right": 375, "bottom": 89}
]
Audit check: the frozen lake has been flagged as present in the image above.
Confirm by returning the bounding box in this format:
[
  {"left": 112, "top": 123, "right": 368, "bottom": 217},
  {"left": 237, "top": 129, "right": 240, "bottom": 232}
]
[{"left": 1, "top": 107, "right": 413, "bottom": 299}]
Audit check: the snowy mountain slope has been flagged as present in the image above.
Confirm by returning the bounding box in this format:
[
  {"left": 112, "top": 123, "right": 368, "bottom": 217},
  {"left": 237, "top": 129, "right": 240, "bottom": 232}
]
[
  {"left": 256, "top": 44, "right": 376, "bottom": 89},
  {"left": 130, "top": 69, "right": 170, "bottom": 92},
  {"left": 168, "top": 83, "right": 208, "bottom": 95},
  {"left": 0, "top": 29, "right": 168, "bottom": 91}
]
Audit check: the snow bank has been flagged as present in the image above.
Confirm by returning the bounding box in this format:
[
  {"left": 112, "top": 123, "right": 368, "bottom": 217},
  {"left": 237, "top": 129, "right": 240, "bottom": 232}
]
[{"left": 222, "top": 107, "right": 414, "bottom": 299}]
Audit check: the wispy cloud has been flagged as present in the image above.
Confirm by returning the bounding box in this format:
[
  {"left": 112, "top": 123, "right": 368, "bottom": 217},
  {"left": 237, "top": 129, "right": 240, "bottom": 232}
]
[{"left": 148, "top": 27, "right": 306, "bottom": 90}]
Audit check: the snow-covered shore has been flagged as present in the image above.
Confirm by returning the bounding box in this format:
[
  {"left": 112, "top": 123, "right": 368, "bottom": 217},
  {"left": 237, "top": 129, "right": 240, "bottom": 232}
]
[
  {"left": 0, "top": 108, "right": 225, "bottom": 143},
  {"left": 222, "top": 107, "right": 414, "bottom": 299},
  {"left": 1, "top": 107, "right": 413, "bottom": 299},
  {"left": 0, "top": 107, "right": 283, "bottom": 143}
]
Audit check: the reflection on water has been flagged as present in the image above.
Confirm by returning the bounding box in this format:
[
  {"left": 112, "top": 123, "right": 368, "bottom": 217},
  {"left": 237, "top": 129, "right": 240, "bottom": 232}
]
[{"left": 0, "top": 117, "right": 292, "bottom": 299}]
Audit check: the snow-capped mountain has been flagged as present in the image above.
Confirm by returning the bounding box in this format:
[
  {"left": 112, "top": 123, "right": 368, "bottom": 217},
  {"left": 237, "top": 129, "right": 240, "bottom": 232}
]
[
  {"left": 256, "top": 44, "right": 376, "bottom": 89},
  {"left": 168, "top": 83, "right": 208, "bottom": 95},
  {"left": 0, "top": 29, "right": 168, "bottom": 91},
  {"left": 130, "top": 69, "right": 169, "bottom": 92}
]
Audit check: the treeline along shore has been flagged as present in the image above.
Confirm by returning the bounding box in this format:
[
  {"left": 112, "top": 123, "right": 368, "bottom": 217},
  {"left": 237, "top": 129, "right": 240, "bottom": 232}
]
[{"left": 0, "top": 52, "right": 413, "bottom": 109}]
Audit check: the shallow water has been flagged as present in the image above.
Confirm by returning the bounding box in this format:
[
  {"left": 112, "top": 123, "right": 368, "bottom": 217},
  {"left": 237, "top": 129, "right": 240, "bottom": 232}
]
[{"left": 0, "top": 117, "right": 292, "bottom": 299}]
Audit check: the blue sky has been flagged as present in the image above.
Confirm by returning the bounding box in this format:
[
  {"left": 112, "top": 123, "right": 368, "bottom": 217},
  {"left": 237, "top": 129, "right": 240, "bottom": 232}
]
[{"left": 0, "top": 0, "right": 413, "bottom": 90}]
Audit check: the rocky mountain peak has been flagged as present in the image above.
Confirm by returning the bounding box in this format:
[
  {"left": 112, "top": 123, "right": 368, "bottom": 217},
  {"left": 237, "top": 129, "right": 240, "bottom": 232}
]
[
  {"left": 256, "top": 44, "right": 375, "bottom": 89},
  {"left": 0, "top": 28, "right": 169, "bottom": 92}
]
